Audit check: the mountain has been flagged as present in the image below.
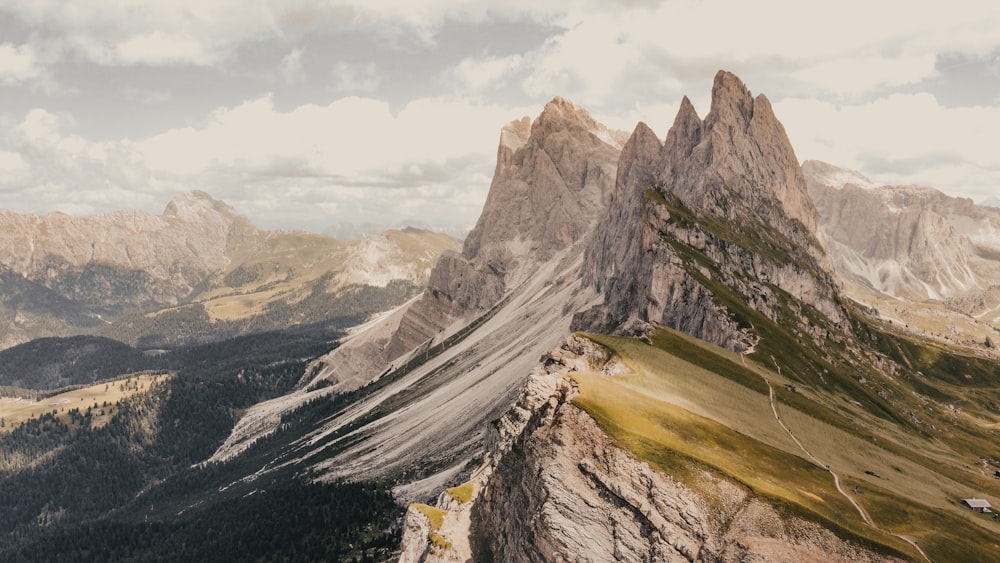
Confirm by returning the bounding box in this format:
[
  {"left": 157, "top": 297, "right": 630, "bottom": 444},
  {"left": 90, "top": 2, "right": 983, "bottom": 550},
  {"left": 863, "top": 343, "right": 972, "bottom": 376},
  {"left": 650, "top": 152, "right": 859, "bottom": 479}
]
[
  {"left": 324, "top": 221, "right": 471, "bottom": 242},
  {"left": 4, "top": 71, "right": 1000, "bottom": 561},
  {"left": 206, "top": 95, "right": 626, "bottom": 479},
  {"left": 0, "top": 194, "right": 460, "bottom": 349},
  {"left": 386, "top": 73, "right": 1000, "bottom": 561},
  {"left": 982, "top": 197, "right": 1000, "bottom": 208},
  {"left": 805, "top": 160, "right": 1000, "bottom": 352},
  {"left": 574, "top": 72, "right": 840, "bottom": 351}
]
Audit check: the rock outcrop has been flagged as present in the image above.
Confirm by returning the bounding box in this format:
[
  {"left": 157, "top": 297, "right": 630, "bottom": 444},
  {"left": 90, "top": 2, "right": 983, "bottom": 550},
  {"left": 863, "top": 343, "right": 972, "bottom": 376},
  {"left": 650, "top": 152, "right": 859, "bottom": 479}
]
[
  {"left": 401, "top": 336, "right": 904, "bottom": 563},
  {"left": 575, "top": 71, "right": 843, "bottom": 351}
]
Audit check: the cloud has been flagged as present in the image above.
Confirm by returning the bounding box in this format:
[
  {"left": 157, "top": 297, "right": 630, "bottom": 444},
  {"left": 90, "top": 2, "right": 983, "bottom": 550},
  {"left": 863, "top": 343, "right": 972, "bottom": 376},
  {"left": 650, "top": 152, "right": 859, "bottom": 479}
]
[
  {"left": 0, "top": 151, "right": 27, "bottom": 174},
  {"left": 278, "top": 48, "right": 306, "bottom": 85},
  {"left": 506, "top": 1, "right": 1000, "bottom": 108},
  {"left": 774, "top": 92, "right": 1000, "bottom": 200},
  {"left": 330, "top": 61, "right": 380, "bottom": 93},
  {"left": 0, "top": 94, "right": 534, "bottom": 231},
  {"left": 451, "top": 54, "right": 523, "bottom": 93},
  {"left": 114, "top": 31, "right": 216, "bottom": 66},
  {"left": 0, "top": 43, "right": 43, "bottom": 85},
  {"left": 792, "top": 54, "right": 938, "bottom": 97}
]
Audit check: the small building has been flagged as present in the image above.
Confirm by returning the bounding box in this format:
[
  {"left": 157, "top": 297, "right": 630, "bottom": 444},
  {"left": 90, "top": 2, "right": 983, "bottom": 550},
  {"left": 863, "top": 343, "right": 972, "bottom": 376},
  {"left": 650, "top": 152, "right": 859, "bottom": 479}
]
[{"left": 961, "top": 498, "right": 993, "bottom": 513}]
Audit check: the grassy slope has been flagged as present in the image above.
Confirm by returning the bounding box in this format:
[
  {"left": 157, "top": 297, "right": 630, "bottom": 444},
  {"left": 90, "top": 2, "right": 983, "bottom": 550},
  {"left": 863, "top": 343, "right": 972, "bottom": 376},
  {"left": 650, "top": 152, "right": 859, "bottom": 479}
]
[
  {"left": 576, "top": 330, "right": 1000, "bottom": 562},
  {"left": 0, "top": 373, "right": 167, "bottom": 431}
]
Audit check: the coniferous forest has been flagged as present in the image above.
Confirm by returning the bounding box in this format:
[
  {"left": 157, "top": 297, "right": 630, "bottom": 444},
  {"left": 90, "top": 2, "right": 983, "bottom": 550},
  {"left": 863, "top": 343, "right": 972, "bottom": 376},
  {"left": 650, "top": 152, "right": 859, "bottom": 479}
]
[{"left": 0, "top": 326, "right": 403, "bottom": 561}]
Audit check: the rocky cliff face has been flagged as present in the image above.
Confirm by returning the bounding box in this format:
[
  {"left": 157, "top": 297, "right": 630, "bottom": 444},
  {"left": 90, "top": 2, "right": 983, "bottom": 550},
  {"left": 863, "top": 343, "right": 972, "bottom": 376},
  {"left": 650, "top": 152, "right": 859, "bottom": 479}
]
[
  {"left": 401, "top": 336, "right": 903, "bottom": 563},
  {"left": 0, "top": 190, "right": 255, "bottom": 314},
  {"left": 575, "top": 71, "right": 843, "bottom": 351},
  {"left": 805, "top": 160, "right": 1000, "bottom": 306},
  {"left": 308, "top": 98, "right": 624, "bottom": 391}
]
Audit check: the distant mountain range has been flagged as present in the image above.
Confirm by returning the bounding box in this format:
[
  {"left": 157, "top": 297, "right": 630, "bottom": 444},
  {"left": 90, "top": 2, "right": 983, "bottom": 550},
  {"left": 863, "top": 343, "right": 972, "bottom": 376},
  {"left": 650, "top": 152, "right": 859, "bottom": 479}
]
[
  {"left": 806, "top": 160, "right": 1000, "bottom": 349},
  {"left": 324, "top": 220, "right": 470, "bottom": 242},
  {"left": 0, "top": 192, "right": 460, "bottom": 349}
]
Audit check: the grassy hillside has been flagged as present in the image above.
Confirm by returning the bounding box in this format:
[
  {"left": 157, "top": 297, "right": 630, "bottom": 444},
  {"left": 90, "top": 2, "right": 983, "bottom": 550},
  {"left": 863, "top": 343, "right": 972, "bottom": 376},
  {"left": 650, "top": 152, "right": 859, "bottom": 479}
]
[
  {"left": 0, "top": 373, "right": 166, "bottom": 432},
  {"left": 575, "top": 329, "right": 1000, "bottom": 562}
]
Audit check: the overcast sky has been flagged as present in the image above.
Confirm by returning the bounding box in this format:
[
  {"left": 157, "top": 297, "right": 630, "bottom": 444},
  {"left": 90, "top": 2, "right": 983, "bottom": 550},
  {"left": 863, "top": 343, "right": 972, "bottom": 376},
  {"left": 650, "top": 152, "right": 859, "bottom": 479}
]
[{"left": 1, "top": 1, "right": 998, "bottom": 234}]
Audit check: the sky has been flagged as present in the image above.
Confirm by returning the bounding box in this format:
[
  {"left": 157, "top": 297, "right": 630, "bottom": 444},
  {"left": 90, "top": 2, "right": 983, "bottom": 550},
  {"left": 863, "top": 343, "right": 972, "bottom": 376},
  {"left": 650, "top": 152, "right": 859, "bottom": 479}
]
[{"left": 0, "top": 1, "right": 999, "bottom": 236}]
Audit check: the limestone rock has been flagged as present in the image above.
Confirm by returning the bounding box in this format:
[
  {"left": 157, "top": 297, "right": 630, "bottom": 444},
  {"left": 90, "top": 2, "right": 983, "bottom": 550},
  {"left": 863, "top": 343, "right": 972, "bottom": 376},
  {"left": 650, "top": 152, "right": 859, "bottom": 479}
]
[
  {"left": 805, "top": 160, "right": 1000, "bottom": 305},
  {"left": 576, "top": 71, "right": 842, "bottom": 350}
]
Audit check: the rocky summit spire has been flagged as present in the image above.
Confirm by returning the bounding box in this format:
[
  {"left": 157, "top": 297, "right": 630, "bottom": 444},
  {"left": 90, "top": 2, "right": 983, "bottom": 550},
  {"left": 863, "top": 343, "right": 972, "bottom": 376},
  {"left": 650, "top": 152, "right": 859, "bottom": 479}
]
[
  {"left": 379, "top": 97, "right": 624, "bottom": 363},
  {"left": 462, "top": 96, "right": 623, "bottom": 275},
  {"left": 576, "top": 70, "right": 843, "bottom": 348},
  {"left": 660, "top": 96, "right": 702, "bottom": 174},
  {"left": 672, "top": 70, "right": 820, "bottom": 237}
]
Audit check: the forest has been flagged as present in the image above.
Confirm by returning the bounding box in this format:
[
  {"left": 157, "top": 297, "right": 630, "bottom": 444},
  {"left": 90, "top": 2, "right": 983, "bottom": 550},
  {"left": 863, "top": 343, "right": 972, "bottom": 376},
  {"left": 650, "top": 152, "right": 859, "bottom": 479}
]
[{"left": 0, "top": 326, "right": 403, "bottom": 560}]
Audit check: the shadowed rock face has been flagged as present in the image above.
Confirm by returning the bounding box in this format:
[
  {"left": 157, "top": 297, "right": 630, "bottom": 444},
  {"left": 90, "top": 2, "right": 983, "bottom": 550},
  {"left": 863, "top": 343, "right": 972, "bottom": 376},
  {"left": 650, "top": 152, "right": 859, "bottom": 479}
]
[{"left": 575, "top": 70, "right": 842, "bottom": 350}]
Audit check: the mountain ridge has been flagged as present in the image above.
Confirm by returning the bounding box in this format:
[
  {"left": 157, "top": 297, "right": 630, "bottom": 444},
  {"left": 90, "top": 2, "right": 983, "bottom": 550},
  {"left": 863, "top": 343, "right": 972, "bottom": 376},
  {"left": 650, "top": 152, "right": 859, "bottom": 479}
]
[
  {"left": 0, "top": 192, "right": 461, "bottom": 349},
  {"left": 805, "top": 159, "right": 1000, "bottom": 353}
]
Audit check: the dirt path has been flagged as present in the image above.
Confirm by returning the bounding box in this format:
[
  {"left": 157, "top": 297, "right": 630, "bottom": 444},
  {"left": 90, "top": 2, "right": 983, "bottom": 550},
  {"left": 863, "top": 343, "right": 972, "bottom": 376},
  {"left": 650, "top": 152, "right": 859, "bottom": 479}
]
[{"left": 739, "top": 353, "right": 930, "bottom": 561}]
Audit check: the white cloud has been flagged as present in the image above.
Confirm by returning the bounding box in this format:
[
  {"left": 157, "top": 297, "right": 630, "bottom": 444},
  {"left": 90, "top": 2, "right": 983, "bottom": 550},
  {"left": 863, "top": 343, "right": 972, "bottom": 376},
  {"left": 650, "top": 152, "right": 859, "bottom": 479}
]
[
  {"left": 792, "top": 54, "right": 938, "bottom": 97},
  {"left": 0, "top": 94, "right": 536, "bottom": 230},
  {"left": 774, "top": 93, "right": 1000, "bottom": 200},
  {"left": 0, "top": 43, "right": 41, "bottom": 84},
  {"left": 115, "top": 31, "right": 216, "bottom": 66},
  {"left": 451, "top": 54, "right": 523, "bottom": 93},
  {"left": 0, "top": 151, "right": 27, "bottom": 173},
  {"left": 505, "top": 1, "right": 1000, "bottom": 108},
  {"left": 137, "top": 94, "right": 529, "bottom": 179}
]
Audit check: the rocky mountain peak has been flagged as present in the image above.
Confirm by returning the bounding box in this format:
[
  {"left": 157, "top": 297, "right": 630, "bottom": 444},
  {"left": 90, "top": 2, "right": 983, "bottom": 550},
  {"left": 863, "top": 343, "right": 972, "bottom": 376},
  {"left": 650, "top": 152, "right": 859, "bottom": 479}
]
[
  {"left": 576, "top": 70, "right": 842, "bottom": 348},
  {"left": 366, "top": 97, "right": 624, "bottom": 374},
  {"left": 660, "top": 96, "right": 702, "bottom": 170},
  {"left": 662, "top": 70, "right": 821, "bottom": 238},
  {"left": 162, "top": 190, "right": 241, "bottom": 221},
  {"left": 705, "top": 69, "right": 755, "bottom": 131},
  {"left": 801, "top": 160, "right": 876, "bottom": 190},
  {"left": 617, "top": 121, "right": 662, "bottom": 191},
  {"left": 462, "top": 97, "right": 622, "bottom": 271}
]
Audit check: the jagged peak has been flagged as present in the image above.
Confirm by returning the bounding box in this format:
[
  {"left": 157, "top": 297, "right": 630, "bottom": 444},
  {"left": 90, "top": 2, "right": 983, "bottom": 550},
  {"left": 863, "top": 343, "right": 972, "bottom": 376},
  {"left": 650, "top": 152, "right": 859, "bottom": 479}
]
[
  {"left": 627, "top": 121, "right": 661, "bottom": 146},
  {"left": 533, "top": 96, "right": 626, "bottom": 150},
  {"left": 662, "top": 95, "right": 703, "bottom": 166},
  {"left": 617, "top": 121, "right": 664, "bottom": 190},
  {"left": 706, "top": 69, "right": 754, "bottom": 129}
]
